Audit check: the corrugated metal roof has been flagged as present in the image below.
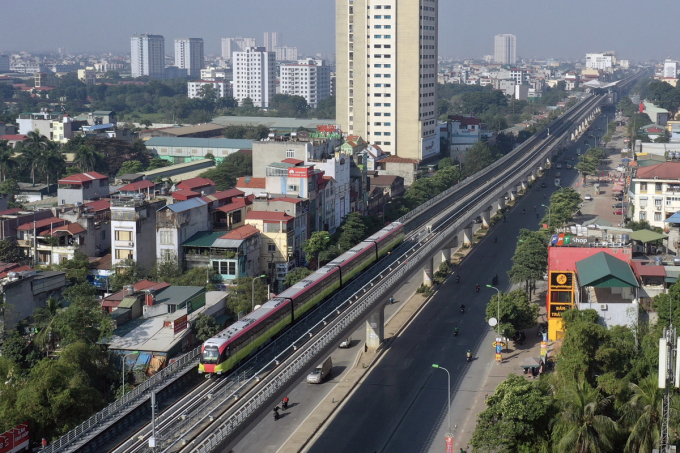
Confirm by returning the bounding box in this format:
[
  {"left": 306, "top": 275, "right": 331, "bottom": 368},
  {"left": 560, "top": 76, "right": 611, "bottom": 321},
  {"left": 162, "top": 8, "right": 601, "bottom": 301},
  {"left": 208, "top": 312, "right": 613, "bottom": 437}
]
[
  {"left": 145, "top": 137, "right": 254, "bottom": 149},
  {"left": 118, "top": 296, "right": 138, "bottom": 309},
  {"left": 162, "top": 197, "right": 208, "bottom": 213},
  {"left": 212, "top": 116, "right": 335, "bottom": 130},
  {"left": 182, "top": 231, "right": 224, "bottom": 248},
  {"left": 576, "top": 252, "right": 638, "bottom": 288}
]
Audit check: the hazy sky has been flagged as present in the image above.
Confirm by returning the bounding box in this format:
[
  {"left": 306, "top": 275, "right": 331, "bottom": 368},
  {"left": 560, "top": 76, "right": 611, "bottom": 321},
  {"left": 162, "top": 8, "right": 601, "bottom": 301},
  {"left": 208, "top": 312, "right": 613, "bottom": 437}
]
[{"left": 0, "top": 0, "right": 677, "bottom": 61}]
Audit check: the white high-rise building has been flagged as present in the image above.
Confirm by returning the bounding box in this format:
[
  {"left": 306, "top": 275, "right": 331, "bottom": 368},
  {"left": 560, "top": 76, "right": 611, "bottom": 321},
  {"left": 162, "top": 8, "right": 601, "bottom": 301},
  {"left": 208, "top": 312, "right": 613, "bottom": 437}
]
[
  {"left": 494, "top": 34, "right": 517, "bottom": 65},
  {"left": 263, "top": 32, "right": 280, "bottom": 52},
  {"left": 275, "top": 46, "right": 299, "bottom": 61},
  {"left": 174, "top": 38, "right": 204, "bottom": 78},
  {"left": 585, "top": 53, "right": 614, "bottom": 70},
  {"left": 233, "top": 47, "right": 276, "bottom": 108},
  {"left": 131, "top": 34, "right": 165, "bottom": 78},
  {"left": 664, "top": 59, "right": 678, "bottom": 79},
  {"left": 221, "top": 37, "right": 256, "bottom": 61},
  {"left": 280, "top": 59, "right": 331, "bottom": 108},
  {"left": 336, "top": 0, "right": 439, "bottom": 160}
]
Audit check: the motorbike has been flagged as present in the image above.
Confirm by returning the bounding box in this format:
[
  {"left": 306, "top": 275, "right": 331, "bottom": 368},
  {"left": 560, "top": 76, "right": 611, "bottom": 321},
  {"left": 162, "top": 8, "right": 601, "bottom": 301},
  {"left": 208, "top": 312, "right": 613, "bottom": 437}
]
[
  {"left": 475, "top": 284, "right": 480, "bottom": 292},
  {"left": 536, "top": 212, "right": 539, "bottom": 219},
  {"left": 492, "top": 274, "right": 499, "bottom": 285},
  {"left": 466, "top": 353, "right": 472, "bottom": 363},
  {"left": 282, "top": 399, "right": 289, "bottom": 410},
  {"left": 454, "top": 328, "right": 459, "bottom": 337},
  {"left": 273, "top": 408, "right": 280, "bottom": 421},
  {"left": 494, "top": 236, "right": 497, "bottom": 243},
  {"left": 456, "top": 275, "right": 460, "bottom": 284},
  {"left": 460, "top": 306, "right": 465, "bottom": 314}
]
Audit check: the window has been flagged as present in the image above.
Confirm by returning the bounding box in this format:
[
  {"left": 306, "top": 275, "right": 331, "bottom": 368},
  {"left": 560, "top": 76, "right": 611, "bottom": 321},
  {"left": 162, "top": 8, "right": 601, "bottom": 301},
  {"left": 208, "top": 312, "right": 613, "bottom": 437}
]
[
  {"left": 161, "top": 249, "right": 174, "bottom": 261},
  {"left": 384, "top": 35, "right": 392, "bottom": 39},
  {"left": 374, "top": 102, "right": 382, "bottom": 106},
  {"left": 640, "top": 182, "right": 647, "bottom": 191},
  {"left": 640, "top": 211, "right": 647, "bottom": 220},
  {"left": 267, "top": 243, "right": 276, "bottom": 252},
  {"left": 384, "top": 24, "right": 392, "bottom": 28},
  {"left": 286, "top": 149, "right": 296, "bottom": 158},
  {"left": 115, "top": 230, "right": 132, "bottom": 241},
  {"left": 374, "top": 35, "right": 382, "bottom": 38},
  {"left": 655, "top": 198, "right": 663, "bottom": 207},
  {"left": 265, "top": 223, "right": 280, "bottom": 233},
  {"left": 374, "top": 64, "right": 382, "bottom": 67},
  {"left": 384, "top": 122, "right": 391, "bottom": 126},
  {"left": 656, "top": 183, "right": 662, "bottom": 192},
  {"left": 288, "top": 185, "right": 299, "bottom": 192},
  {"left": 384, "top": 14, "right": 391, "bottom": 18},
  {"left": 374, "top": 14, "right": 382, "bottom": 18},
  {"left": 654, "top": 212, "right": 662, "bottom": 221},
  {"left": 384, "top": 102, "right": 391, "bottom": 106},
  {"left": 374, "top": 83, "right": 382, "bottom": 87},
  {"left": 101, "top": 230, "right": 106, "bottom": 240},
  {"left": 160, "top": 230, "right": 173, "bottom": 245},
  {"left": 384, "top": 64, "right": 391, "bottom": 68},
  {"left": 115, "top": 249, "right": 133, "bottom": 260}
]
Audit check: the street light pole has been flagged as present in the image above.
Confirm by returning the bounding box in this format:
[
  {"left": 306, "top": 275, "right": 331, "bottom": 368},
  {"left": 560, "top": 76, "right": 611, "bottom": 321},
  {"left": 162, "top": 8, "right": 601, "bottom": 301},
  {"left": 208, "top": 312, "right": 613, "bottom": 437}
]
[
  {"left": 252, "top": 274, "right": 266, "bottom": 312},
  {"left": 431, "top": 364, "right": 452, "bottom": 435},
  {"left": 541, "top": 204, "right": 551, "bottom": 229},
  {"left": 486, "top": 285, "right": 501, "bottom": 336}
]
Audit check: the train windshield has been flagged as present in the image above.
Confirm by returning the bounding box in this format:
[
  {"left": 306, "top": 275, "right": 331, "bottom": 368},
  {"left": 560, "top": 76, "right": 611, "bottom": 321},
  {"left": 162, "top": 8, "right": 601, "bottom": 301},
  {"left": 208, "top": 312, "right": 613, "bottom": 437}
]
[{"left": 201, "top": 346, "right": 220, "bottom": 364}]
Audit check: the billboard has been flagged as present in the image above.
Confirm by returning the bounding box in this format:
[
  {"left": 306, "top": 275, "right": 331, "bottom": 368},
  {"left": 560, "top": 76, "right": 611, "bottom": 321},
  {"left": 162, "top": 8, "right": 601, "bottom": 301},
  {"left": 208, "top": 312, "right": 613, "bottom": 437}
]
[
  {"left": 174, "top": 314, "right": 188, "bottom": 334},
  {"left": 548, "top": 271, "right": 575, "bottom": 320},
  {"left": 288, "top": 167, "right": 312, "bottom": 178},
  {"left": 0, "top": 421, "right": 29, "bottom": 453}
]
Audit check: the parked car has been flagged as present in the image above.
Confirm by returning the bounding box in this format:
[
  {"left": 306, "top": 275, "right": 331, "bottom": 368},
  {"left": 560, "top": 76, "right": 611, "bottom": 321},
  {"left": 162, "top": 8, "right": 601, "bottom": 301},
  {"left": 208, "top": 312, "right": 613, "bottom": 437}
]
[
  {"left": 584, "top": 194, "right": 593, "bottom": 200},
  {"left": 566, "top": 164, "right": 572, "bottom": 169},
  {"left": 613, "top": 210, "right": 625, "bottom": 215},
  {"left": 613, "top": 202, "right": 627, "bottom": 208}
]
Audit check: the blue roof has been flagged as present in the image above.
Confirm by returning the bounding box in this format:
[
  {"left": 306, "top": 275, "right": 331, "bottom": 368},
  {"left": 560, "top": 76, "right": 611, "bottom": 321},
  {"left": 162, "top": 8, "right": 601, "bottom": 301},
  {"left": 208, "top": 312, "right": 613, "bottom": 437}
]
[
  {"left": 160, "top": 198, "right": 208, "bottom": 213},
  {"left": 145, "top": 137, "right": 253, "bottom": 150},
  {"left": 665, "top": 212, "right": 680, "bottom": 223},
  {"left": 82, "top": 123, "right": 115, "bottom": 131}
]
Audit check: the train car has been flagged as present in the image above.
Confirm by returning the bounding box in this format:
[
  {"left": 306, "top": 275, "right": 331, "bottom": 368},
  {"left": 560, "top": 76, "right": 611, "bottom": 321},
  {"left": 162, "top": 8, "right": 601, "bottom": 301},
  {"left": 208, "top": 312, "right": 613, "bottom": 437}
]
[{"left": 199, "top": 222, "right": 405, "bottom": 376}]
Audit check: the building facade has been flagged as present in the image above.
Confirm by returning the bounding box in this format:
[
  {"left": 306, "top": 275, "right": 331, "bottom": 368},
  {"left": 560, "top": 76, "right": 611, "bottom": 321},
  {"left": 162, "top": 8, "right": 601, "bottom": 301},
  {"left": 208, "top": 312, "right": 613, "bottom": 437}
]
[
  {"left": 494, "top": 34, "right": 517, "bottom": 65},
  {"left": 275, "top": 46, "right": 298, "bottom": 62},
  {"left": 233, "top": 47, "right": 276, "bottom": 108},
  {"left": 131, "top": 34, "right": 165, "bottom": 78},
  {"left": 221, "top": 37, "right": 256, "bottom": 61},
  {"left": 585, "top": 53, "right": 614, "bottom": 70},
  {"left": 111, "top": 198, "right": 166, "bottom": 270},
  {"left": 336, "top": 0, "right": 439, "bottom": 160},
  {"left": 156, "top": 198, "right": 210, "bottom": 264},
  {"left": 631, "top": 162, "right": 680, "bottom": 230},
  {"left": 175, "top": 38, "right": 204, "bottom": 78},
  {"left": 280, "top": 59, "right": 331, "bottom": 108},
  {"left": 263, "top": 32, "right": 280, "bottom": 52},
  {"left": 187, "top": 80, "right": 231, "bottom": 99}
]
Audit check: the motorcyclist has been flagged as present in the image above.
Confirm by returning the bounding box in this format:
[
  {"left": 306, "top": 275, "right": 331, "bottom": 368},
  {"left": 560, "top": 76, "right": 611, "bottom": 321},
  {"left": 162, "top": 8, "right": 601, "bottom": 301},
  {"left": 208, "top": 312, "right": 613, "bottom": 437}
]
[
  {"left": 456, "top": 275, "right": 460, "bottom": 283},
  {"left": 523, "top": 208, "right": 526, "bottom": 214},
  {"left": 282, "top": 397, "right": 289, "bottom": 409},
  {"left": 454, "top": 326, "right": 459, "bottom": 336},
  {"left": 460, "top": 303, "right": 465, "bottom": 311},
  {"left": 494, "top": 236, "right": 497, "bottom": 243},
  {"left": 466, "top": 350, "right": 472, "bottom": 361},
  {"left": 475, "top": 284, "right": 480, "bottom": 292},
  {"left": 389, "top": 297, "right": 394, "bottom": 304},
  {"left": 503, "top": 216, "right": 506, "bottom": 222},
  {"left": 273, "top": 405, "right": 280, "bottom": 420}
]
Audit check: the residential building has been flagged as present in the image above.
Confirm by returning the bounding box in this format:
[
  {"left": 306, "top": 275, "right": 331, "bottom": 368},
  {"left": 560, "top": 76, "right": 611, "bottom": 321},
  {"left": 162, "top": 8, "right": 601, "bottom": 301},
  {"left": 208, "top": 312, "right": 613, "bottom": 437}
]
[
  {"left": 174, "top": 38, "right": 204, "bottom": 78},
  {"left": 305, "top": 152, "right": 351, "bottom": 231},
  {"left": 233, "top": 47, "right": 276, "bottom": 108},
  {"left": 280, "top": 59, "right": 331, "bottom": 108},
  {"left": 631, "top": 162, "right": 680, "bottom": 236},
  {"left": 0, "top": 271, "right": 67, "bottom": 332},
  {"left": 77, "top": 67, "right": 97, "bottom": 85},
  {"left": 263, "top": 32, "right": 280, "bottom": 52},
  {"left": 221, "top": 37, "right": 256, "bottom": 61},
  {"left": 0, "top": 55, "right": 9, "bottom": 73},
  {"left": 585, "top": 53, "right": 614, "bottom": 70},
  {"left": 236, "top": 177, "right": 267, "bottom": 197},
  {"left": 642, "top": 102, "right": 670, "bottom": 126},
  {"left": 0, "top": 123, "right": 16, "bottom": 137},
  {"left": 16, "top": 218, "right": 88, "bottom": 266},
  {"left": 145, "top": 138, "right": 253, "bottom": 164},
  {"left": 163, "top": 66, "right": 188, "bottom": 79},
  {"left": 182, "top": 225, "right": 262, "bottom": 281},
  {"left": 210, "top": 193, "right": 252, "bottom": 231},
  {"left": 156, "top": 198, "right": 210, "bottom": 264},
  {"left": 336, "top": 0, "right": 439, "bottom": 160},
  {"left": 445, "top": 115, "right": 483, "bottom": 155},
  {"left": 131, "top": 34, "right": 165, "bottom": 78},
  {"left": 200, "top": 67, "right": 227, "bottom": 80},
  {"left": 175, "top": 177, "right": 217, "bottom": 196},
  {"left": 275, "top": 46, "right": 298, "bottom": 62},
  {"left": 252, "top": 134, "right": 342, "bottom": 177},
  {"left": 664, "top": 59, "right": 677, "bottom": 79},
  {"left": 34, "top": 72, "right": 56, "bottom": 88},
  {"left": 187, "top": 80, "right": 231, "bottom": 99},
  {"left": 16, "top": 111, "right": 62, "bottom": 137},
  {"left": 252, "top": 196, "right": 309, "bottom": 260},
  {"left": 494, "top": 34, "right": 517, "bottom": 65},
  {"left": 245, "top": 211, "right": 296, "bottom": 292},
  {"left": 57, "top": 172, "right": 110, "bottom": 205},
  {"left": 111, "top": 197, "right": 167, "bottom": 269},
  {"left": 0, "top": 134, "right": 28, "bottom": 148},
  {"left": 369, "top": 174, "right": 405, "bottom": 199},
  {"left": 51, "top": 115, "right": 75, "bottom": 143},
  {"left": 60, "top": 200, "right": 112, "bottom": 257}
]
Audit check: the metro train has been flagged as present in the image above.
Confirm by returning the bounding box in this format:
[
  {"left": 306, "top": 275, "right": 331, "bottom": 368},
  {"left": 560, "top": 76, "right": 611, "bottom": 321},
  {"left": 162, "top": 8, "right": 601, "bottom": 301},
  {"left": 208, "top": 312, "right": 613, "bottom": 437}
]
[{"left": 199, "top": 221, "right": 405, "bottom": 375}]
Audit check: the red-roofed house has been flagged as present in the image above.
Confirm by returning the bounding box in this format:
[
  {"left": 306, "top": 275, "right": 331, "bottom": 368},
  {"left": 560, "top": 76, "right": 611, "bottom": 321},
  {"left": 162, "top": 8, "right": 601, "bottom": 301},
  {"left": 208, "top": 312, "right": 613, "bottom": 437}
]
[
  {"left": 214, "top": 197, "right": 252, "bottom": 231},
  {"left": 58, "top": 172, "right": 110, "bottom": 205},
  {"left": 0, "top": 134, "right": 29, "bottom": 148},
  {"left": 176, "top": 177, "right": 216, "bottom": 196},
  {"left": 100, "top": 280, "right": 171, "bottom": 314},
  {"left": 631, "top": 162, "right": 680, "bottom": 231},
  {"left": 172, "top": 189, "right": 201, "bottom": 201},
  {"left": 245, "top": 210, "right": 296, "bottom": 291},
  {"left": 16, "top": 218, "right": 89, "bottom": 265},
  {"left": 235, "top": 177, "right": 266, "bottom": 196},
  {"left": 118, "top": 180, "right": 156, "bottom": 196}
]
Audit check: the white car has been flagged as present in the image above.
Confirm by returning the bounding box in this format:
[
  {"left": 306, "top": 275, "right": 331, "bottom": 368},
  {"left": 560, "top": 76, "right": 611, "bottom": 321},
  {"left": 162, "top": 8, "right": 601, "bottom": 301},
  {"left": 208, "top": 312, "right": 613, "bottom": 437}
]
[
  {"left": 584, "top": 194, "right": 593, "bottom": 201},
  {"left": 556, "top": 164, "right": 562, "bottom": 169}
]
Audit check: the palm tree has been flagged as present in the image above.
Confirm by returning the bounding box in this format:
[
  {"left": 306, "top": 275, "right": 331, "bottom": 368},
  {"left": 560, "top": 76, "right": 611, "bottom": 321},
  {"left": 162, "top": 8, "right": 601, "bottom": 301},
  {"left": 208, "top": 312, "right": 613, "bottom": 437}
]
[
  {"left": 73, "top": 144, "right": 104, "bottom": 172},
  {"left": 20, "top": 145, "right": 43, "bottom": 186},
  {"left": 26, "top": 130, "right": 49, "bottom": 148},
  {"left": 39, "top": 143, "right": 65, "bottom": 188},
  {"left": 554, "top": 380, "right": 619, "bottom": 453},
  {"left": 33, "top": 296, "right": 61, "bottom": 354},
  {"left": 620, "top": 373, "right": 678, "bottom": 452},
  {"left": 0, "top": 141, "right": 17, "bottom": 182}
]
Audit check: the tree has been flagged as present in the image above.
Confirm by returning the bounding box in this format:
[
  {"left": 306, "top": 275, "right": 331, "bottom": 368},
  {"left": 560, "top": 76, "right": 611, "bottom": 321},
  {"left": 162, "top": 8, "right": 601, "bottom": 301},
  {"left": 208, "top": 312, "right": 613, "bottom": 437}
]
[
  {"left": 200, "top": 152, "right": 252, "bottom": 190},
  {"left": 140, "top": 119, "right": 153, "bottom": 128},
  {"left": 302, "top": 231, "right": 331, "bottom": 268},
  {"left": 464, "top": 141, "right": 495, "bottom": 176},
  {"left": 0, "top": 238, "right": 22, "bottom": 263},
  {"left": 226, "top": 277, "right": 268, "bottom": 316},
  {"left": 484, "top": 289, "right": 539, "bottom": 338},
  {"left": 285, "top": 267, "right": 312, "bottom": 287},
  {"left": 314, "top": 95, "right": 335, "bottom": 119},
  {"left": 336, "top": 212, "right": 367, "bottom": 252},
  {"left": 438, "top": 157, "right": 454, "bottom": 169},
  {"left": 109, "top": 260, "right": 147, "bottom": 292},
  {"left": 0, "top": 141, "right": 17, "bottom": 182},
  {"left": 53, "top": 285, "right": 113, "bottom": 345},
  {"left": 204, "top": 153, "right": 215, "bottom": 161},
  {"left": 270, "top": 94, "right": 308, "bottom": 117},
  {"left": 39, "top": 145, "right": 65, "bottom": 188},
  {"left": 73, "top": 144, "right": 105, "bottom": 173},
  {"left": 508, "top": 232, "right": 547, "bottom": 293},
  {"left": 558, "top": 309, "right": 607, "bottom": 384},
  {"left": 147, "top": 158, "right": 171, "bottom": 170},
  {"left": 470, "top": 374, "right": 555, "bottom": 452},
  {"left": 193, "top": 313, "right": 221, "bottom": 342},
  {"left": 117, "top": 160, "right": 145, "bottom": 176},
  {"left": 88, "top": 138, "right": 150, "bottom": 176},
  {"left": 32, "top": 297, "right": 61, "bottom": 353},
  {"left": 1, "top": 331, "right": 29, "bottom": 368},
  {"left": 552, "top": 380, "right": 619, "bottom": 453},
  {"left": 575, "top": 155, "right": 599, "bottom": 183},
  {"left": 19, "top": 143, "right": 43, "bottom": 186},
  {"left": 0, "top": 179, "right": 19, "bottom": 197},
  {"left": 55, "top": 250, "right": 92, "bottom": 284},
  {"left": 627, "top": 219, "right": 652, "bottom": 231}
]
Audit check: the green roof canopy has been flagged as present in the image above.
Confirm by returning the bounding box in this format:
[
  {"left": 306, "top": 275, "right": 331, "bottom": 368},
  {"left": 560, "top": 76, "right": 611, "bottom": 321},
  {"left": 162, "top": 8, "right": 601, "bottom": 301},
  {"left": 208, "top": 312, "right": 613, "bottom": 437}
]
[
  {"left": 576, "top": 252, "right": 639, "bottom": 288},
  {"left": 182, "top": 231, "right": 224, "bottom": 248},
  {"left": 629, "top": 229, "right": 668, "bottom": 243}
]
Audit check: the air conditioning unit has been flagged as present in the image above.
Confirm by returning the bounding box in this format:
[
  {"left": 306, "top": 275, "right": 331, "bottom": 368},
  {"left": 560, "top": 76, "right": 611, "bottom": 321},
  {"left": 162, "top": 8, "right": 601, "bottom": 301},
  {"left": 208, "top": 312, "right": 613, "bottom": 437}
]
[
  {"left": 600, "top": 304, "right": 608, "bottom": 310},
  {"left": 656, "top": 206, "right": 662, "bottom": 211}
]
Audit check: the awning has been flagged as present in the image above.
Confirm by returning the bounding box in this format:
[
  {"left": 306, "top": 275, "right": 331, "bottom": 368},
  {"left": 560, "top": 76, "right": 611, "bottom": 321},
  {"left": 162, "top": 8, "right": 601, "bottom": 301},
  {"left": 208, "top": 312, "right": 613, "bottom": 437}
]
[
  {"left": 665, "top": 212, "right": 680, "bottom": 223},
  {"left": 629, "top": 229, "right": 668, "bottom": 243},
  {"left": 612, "top": 186, "right": 624, "bottom": 193},
  {"left": 181, "top": 231, "right": 224, "bottom": 248},
  {"left": 576, "top": 252, "right": 639, "bottom": 288},
  {"left": 582, "top": 217, "right": 613, "bottom": 227}
]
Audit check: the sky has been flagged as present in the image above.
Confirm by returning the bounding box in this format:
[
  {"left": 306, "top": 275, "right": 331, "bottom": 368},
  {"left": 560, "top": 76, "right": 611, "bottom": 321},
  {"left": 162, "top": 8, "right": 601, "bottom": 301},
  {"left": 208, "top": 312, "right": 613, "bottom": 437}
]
[{"left": 0, "top": 0, "right": 678, "bottom": 61}]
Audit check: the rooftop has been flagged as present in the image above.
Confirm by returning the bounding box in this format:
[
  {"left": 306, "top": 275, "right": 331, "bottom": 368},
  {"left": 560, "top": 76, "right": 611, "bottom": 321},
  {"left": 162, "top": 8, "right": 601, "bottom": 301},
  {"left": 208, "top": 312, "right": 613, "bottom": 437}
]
[
  {"left": 212, "top": 116, "right": 335, "bottom": 130},
  {"left": 58, "top": 172, "right": 108, "bottom": 184},
  {"left": 16, "top": 217, "right": 65, "bottom": 231},
  {"left": 119, "top": 180, "right": 155, "bottom": 192},
  {"left": 177, "top": 177, "right": 215, "bottom": 191},
  {"left": 635, "top": 162, "right": 680, "bottom": 180},
  {"left": 162, "top": 197, "right": 208, "bottom": 213},
  {"left": 144, "top": 137, "right": 254, "bottom": 150},
  {"left": 151, "top": 123, "right": 224, "bottom": 137},
  {"left": 576, "top": 252, "right": 638, "bottom": 288},
  {"left": 236, "top": 176, "right": 266, "bottom": 189}
]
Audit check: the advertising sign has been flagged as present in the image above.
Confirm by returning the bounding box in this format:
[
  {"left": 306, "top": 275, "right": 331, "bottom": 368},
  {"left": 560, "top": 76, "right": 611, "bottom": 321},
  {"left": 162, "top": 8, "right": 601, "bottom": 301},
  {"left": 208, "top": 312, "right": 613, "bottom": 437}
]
[
  {"left": 495, "top": 353, "right": 502, "bottom": 362},
  {"left": 550, "top": 272, "right": 573, "bottom": 290},
  {"left": 174, "top": 314, "right": 188, "bottom": 335},
  {"left": 0, "top": 432, "right": 11, "bottom": 453},
  {"left": 317, "top": 124, "right": 339, "bottom": 133},
  {"left": 549, "top": 303, "right": 571, "bottom": 318},
  {"left": 11, "top": 422, "right": 28, "bottom": 452},
  {"left": 446, "top": 436, "right": 454, "bottom": 453},
  {"left": 288, "top": 167, "right": 312, "bottom": 178},
  {"left": 541, "top": 341, "right": 548, "bottom": 359}
]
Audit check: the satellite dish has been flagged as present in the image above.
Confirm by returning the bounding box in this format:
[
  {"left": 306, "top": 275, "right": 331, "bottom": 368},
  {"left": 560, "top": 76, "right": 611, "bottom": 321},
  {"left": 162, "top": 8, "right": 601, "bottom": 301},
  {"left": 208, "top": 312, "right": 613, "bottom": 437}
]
[{"left": 488, "top": 317, "right": 498, "bottom": 327}]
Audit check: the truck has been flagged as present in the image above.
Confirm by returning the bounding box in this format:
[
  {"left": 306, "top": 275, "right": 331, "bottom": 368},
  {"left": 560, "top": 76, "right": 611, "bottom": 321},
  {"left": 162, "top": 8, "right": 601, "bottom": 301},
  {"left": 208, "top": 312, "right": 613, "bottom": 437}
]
[{"left": 307, "top": 356, "right": 332, "bottom": 384}]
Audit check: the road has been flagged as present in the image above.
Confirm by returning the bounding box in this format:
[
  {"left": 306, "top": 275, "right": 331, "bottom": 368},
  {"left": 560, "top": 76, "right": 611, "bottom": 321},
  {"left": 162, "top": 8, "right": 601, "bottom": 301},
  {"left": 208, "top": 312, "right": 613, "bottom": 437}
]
[{"left": 297, "top": 121, "right": 600, "bottom": 453}]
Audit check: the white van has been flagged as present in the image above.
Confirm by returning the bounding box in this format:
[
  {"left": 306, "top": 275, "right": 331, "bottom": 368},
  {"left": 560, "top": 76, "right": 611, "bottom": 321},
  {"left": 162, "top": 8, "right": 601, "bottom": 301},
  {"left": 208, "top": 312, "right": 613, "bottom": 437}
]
[
  {"left": 307, "top": 356, "right": 332, "bottom": 384},
  {"left": 554, "top": 178, "right": 561, "bottom": 187}
]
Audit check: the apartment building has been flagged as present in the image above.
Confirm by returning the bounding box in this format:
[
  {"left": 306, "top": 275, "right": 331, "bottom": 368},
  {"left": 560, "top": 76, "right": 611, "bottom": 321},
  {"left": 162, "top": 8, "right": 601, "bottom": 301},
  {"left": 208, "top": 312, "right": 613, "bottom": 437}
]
[
  {"left": 175, "top": 38, "right": 204, "bottom": 78},
  {"left": 585, "top": 53, "right": 614, "bottom": 71},
  {"left": 0, "top": 55, "right": 9, "bottom": 73},
  {"left": 280, "top": 59, "right": 331, "bottom": 108},
  {"left": 221, "top": 37, "right": 256, "bottom": 61},
  {"left": 336, "top": 0, "right": 439, "bottom": 160},
  {"left": 111, "top": 198, "right": 167, "bottom": 270},
  {"left": 263, "top": 32, "right": 280, "bottom": 52},
  {"left": 631, "top": 162, "right": 680, "bottom": 229},
  {"left": 156, "top": 198, "right": 210, "bottom": 264},
  {"left": 187, "top": 80, "right": 231, "bottom": 99},
  {"left": 275, "top": 46, "right": 298, "bottom": 62},
  {"left": 494, "top": 34, "right": 517, "bottom": 65},
  {"left": 131, "top": 34, "right": 165, "bottom": 78},
  {"left": 245, "top": 210, "right": 296, "bottom": 292},
  {"left": 233, "top": 47, "right": 276, "bottom": 108},
  {"left": 57, "top": 172, "right": 110, "bottom": 205},
  {"left": 16, "top": 111, "right": 61, "bottom": 137}
]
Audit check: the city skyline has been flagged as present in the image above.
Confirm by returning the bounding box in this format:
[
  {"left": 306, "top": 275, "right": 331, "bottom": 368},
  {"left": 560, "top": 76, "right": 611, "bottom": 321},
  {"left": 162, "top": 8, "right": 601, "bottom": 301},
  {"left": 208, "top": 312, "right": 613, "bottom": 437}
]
[{"left": 0, "top": 0, "right": 679, "bottom": 60}]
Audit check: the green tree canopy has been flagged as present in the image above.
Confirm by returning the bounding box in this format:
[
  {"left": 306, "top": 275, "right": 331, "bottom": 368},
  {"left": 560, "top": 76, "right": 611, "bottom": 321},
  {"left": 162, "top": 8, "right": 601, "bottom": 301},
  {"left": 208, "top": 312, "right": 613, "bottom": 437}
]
[
  {"left": 302, "top": 231, "right": 331, "bottom": 267},
  {"left": 226, "top": 277, "right": 268, "bottom": 317},
  {"left": 223, "top": 125, "right": 270, "bottom": 140},
  {"left": 463, "top": 141, "right": 495, "bottom": 176},
  {"left": 484, "top": 289, "right": 539, "bottom": 338},
  {"left": 200, "top": 151, "right": 252, "bottom": 190},
  {"left": 117, "top": 160, "right": 145, "bottom": 175},
  {"left": 284, "top": 267, "right": 313, "bottom": 287},
  {"left": 193, "top": 313, "right": 221, "bottom": 342}
]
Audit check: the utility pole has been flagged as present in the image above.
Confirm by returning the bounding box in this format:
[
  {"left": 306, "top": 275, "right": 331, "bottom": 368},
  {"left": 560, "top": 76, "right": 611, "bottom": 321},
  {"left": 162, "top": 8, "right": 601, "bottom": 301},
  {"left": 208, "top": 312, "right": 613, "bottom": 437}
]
[{"left": 658, "top": 323, "right": 679, "bottom": 453}]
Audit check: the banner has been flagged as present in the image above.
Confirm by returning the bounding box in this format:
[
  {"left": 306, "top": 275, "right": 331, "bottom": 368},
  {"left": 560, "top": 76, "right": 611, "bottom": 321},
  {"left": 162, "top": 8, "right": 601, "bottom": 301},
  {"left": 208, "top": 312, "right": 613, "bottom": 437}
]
[
  {"left": 446, "top": 436, "right": 454, "bottom": 453},
  {"left": 174, "top": 314, "right": 188, "bottom": 334}
]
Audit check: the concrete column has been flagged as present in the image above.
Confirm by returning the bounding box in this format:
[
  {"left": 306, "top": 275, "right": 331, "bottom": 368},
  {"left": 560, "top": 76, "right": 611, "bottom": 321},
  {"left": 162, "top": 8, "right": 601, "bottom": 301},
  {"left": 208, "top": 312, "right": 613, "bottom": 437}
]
[
  {"left": 462, "top": 224, "right": 473, "bottom": 246},
  {"left": 497, "top": 196, "right": 506, "bottom": 211},
  {"left": 481, "top": 208, "right": 491, "bottom": 228},
  {"left": 365, "top": 308, "right": 385, "bottom": 351},
  {"left": 423, "top": 255, "right": 434, "bottom": 287},
  {"left": 521, "top": 180, "right": 528, "bottom": 191},
  {"left": 441, "top": 247, "right": 451, "bottom": 265}
]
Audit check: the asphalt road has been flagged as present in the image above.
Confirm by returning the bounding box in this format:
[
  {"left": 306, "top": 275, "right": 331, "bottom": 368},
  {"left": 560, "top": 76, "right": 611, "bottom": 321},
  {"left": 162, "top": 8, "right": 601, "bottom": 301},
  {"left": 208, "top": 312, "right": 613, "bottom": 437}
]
[{"left": 303, "top": 122, "right": 603, "bottom": 453}]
